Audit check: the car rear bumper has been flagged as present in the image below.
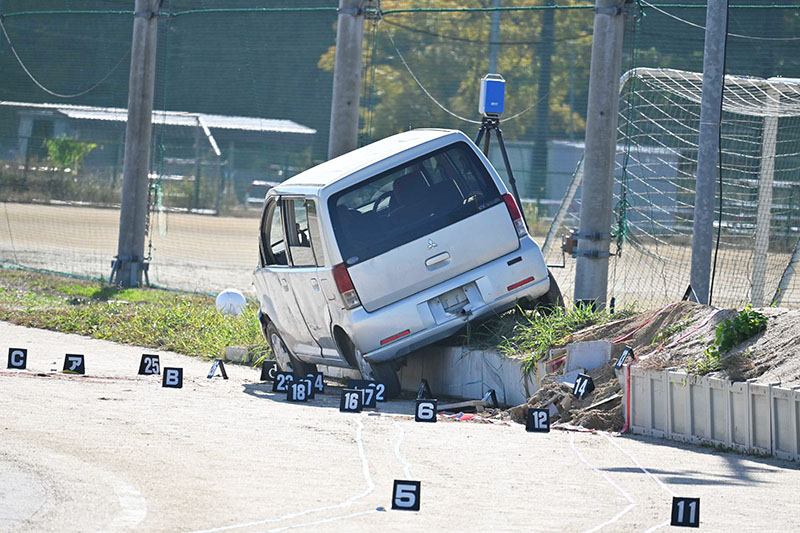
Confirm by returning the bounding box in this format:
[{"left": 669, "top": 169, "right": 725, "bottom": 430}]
[{"left": 333, "top": 236, "right": 550, "bottom": 364}]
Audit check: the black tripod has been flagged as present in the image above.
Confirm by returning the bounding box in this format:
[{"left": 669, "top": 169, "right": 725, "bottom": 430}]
[{"left": 474, "top": 114, "right": 528, "bottom": 229}]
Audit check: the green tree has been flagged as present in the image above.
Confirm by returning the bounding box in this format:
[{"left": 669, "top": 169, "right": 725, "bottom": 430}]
[
  {"left": 45, "top": 136, "right": 98, "bottom": 173},
  {"left": 319, "top": 0, "right": 592, "bottom": 142}
]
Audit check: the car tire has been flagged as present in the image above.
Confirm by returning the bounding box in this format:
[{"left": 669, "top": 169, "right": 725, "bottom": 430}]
[
  {"left": 527, "top": 268, "right": 564, "bottom": 314},
  {"left": 369, "top": 361, "right": 402, "bottom": 400},
  {"left": 264, "top": 322, "right": 317, "bottom": 375},
  {"left": 337, "top": 332, "right": 402, "bottom": 399}
]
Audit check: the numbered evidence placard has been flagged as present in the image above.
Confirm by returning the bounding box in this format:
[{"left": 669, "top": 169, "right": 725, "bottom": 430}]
[
  {"left": 63, "top": 354, "right": 85, "bottom": 374},
  {"left": 671, "top": 497, "right": 700, "bottom": 528},
  {"left": 162, "top": 367, "right": 183, "bottom": 388},
  {"left": 260, "top": 361, "right": 278, "bottom": 382},
  {"left": 572, "top": 373, "right": 595, "bottom": 400},
  {"left": 526, "top": 408, "right": 550, "bottom": 433},
  {"left": 392, "top": 480, "right": 421, "bottom": 511},
  {"left": 272, "top": 372, "right": 294, "bottom": 393},
  {"left": 306, "top": 371, "right": 324, "bottom": 394},
  {"left": 286, "top": 378, "right": 315, "bottom": 402},
  {"left": 138, "top": 354, "right": 160, "bottom": 375},
  {"left": 414, "top": 399, "right": 437, "bottom": 423},
  {"left": 347, "top": 379, "right": 387, "bottom": 405},
  {"left": 7, "top": 348, "right": 27, "bottom": 369},
  {"left": 339, "top": 388, "right": 363, "bottom": 413}
]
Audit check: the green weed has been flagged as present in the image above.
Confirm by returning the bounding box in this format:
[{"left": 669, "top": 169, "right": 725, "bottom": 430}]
[
  {"left": 0, "top": 269, "right": 269, "bottom": 360},
  {"left": 688, "top": 305, "right": 767, "bottom": 375},
  {"left": 463, "top": 304, "right": 636, "bottom": 373}
]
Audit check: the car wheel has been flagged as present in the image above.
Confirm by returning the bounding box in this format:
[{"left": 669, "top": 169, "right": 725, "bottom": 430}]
[
  {"left": 535, "top": 268, "right": 564, "bottom": 314},
  {"left": 526, "top": 268, "right": 564, "bottom": 314},
  {"left": 264, "top": 322, "right": 317, "bottom": 375},
  {"left": 338, "top": 332, "right": 402, "bottom": 399},
  {"left": 369, "top": 361, "right": 402, "bottom": 399}
]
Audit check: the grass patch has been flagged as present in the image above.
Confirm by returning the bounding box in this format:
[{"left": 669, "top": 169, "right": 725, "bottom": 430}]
[
  {"left": 458, "top": 304, "right": 636, "bottom": 372},
  {"left": 0, "top": 268, "right": 269, "bottom": 360}
]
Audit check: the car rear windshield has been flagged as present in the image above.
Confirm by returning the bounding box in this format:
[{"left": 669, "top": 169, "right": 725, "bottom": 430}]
[{"left": 329, "top": 141, "right": 502, "bottom": 265}]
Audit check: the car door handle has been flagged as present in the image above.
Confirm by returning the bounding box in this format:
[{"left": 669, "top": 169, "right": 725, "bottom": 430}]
[
  {"left": 425, "top": 252, "right": 450, "bottom": 267},
  {"left": 311, "top": 278, "right": 320, "bottom": 291},
  {"left": 280, "top": 278, "right": 289, "bottom": 292}
]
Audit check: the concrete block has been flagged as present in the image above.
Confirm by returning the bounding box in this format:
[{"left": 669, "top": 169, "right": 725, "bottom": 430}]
[
  {"left": 566, "top": 341, "right": 611, "bottom": 372},
  {"left": 224, "top": 346, "right": 249, "bottom": 363},
  {"left": 319, "top": 365, "right": 361, "bottom": 381},
  {"left": 557, "top": 368, "right": 585, "bottom": 387},
  {"left": 397, "top": 345, "right": 536, "bottom": 406}
]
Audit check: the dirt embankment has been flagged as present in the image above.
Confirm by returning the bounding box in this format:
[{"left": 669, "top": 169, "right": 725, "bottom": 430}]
[{"left": 507, "top": 301, "right": 800, "bottom": 431}]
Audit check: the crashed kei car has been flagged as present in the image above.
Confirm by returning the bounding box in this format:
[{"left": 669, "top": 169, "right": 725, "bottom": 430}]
[{"left": 254, "top": 129, "right": 559, "bottom": 397}]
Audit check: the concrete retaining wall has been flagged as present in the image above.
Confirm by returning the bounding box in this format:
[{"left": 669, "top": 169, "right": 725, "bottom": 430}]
[
  {"left": 397, "top": 346, "right": 536, "bottom": 406},
  {"left": 321, "top": 346, "right": 535, "bottom": 406},
  {"left": 627, "top": 367, "right": 800, "bottom": 462}
]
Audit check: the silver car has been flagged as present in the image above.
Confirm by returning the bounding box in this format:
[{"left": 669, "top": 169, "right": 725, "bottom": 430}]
[{"left": 254, "top": 129, "right": 558, "bottom": 397}]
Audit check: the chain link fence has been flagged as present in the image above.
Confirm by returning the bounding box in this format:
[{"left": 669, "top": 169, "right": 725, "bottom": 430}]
[{"left": 0, "top": 1, "right": 798, "bottom": 306}]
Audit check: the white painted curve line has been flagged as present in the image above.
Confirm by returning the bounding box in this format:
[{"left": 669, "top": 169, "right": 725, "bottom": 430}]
[
  {"left": 393, "top": 421, "right": 412, "bottom": 479},
  {"left": 110, "top": 480, "right": 148, "bottom": 529},
  {"left": 569, "top": 432, "right": 637, "bottom": 533},
  {"left": 600, "top": 433, "right": 676, "bottom": 497},
  {"left": 643, "top": 519, "right": 671, "bottom": 533},
  {"left": 601, "top": 433, "right": 675, "bottom": 533},
  {"left": 265, "top": 508, "right": 380, "bottom": 533},
  {"left": 189, "top": 416, "right": 375, "bottom": 533}
]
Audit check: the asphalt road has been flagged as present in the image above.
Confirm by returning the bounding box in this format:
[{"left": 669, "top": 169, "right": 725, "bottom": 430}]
[{"left": 1, "top": 321, "right": 799, "bottom": 532}]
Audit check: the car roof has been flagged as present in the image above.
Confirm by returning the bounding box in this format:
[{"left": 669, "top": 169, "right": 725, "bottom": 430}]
[{"left": 275, "top": 129, "right": 465, "bottom": 192}]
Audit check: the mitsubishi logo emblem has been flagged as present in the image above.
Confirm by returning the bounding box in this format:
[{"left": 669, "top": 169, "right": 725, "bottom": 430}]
[{"left": 427, "top": 239, "right": 438, "bottom": 250}]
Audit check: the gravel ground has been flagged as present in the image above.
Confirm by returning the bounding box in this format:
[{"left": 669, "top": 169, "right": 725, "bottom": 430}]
[{"left": 2, "top": 321, "right": 799, "bottom": 532}]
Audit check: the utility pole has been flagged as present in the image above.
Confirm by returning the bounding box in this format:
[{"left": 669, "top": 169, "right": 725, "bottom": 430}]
[
  {"left": 690, "top": 0, "right": 728, "bottom": 305},
  {"left": 112, "top": 0, "right": 161, "bottom": 287},
  {"left": 328, "top": 0, "right": 365, "bottom": 159},
  {"left": 531, "top": 0, "right": 555, "bottom": 199},
  {"left": 488, "top": 0, "right": 501, "bottom": 73},
  {"left": 573, "top": 0, "right": 627, "bottom": 309}
]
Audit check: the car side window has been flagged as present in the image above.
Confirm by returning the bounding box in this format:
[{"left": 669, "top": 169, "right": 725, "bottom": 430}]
[
  {"left": 305, "top": 199, "right": 325, "bottom": 266},
  {"left": 286, "top": 198, "right": 317, "bottom": 267},
  {"left": 260, "top": 198, "right": 288, "bottom": 267}
]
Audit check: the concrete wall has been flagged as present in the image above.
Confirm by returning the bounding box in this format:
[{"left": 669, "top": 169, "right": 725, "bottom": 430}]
[
  {"left": 397, "top": 346, "right": 536, "bottom": 407},
  {"left": 626, "top": 367, "right": 800, "bottom": 462}
]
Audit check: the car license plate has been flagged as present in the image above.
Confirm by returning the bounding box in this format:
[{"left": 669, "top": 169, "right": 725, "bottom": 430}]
[{"left": 439, "top": 287, "right": 468, "bottom": 312}]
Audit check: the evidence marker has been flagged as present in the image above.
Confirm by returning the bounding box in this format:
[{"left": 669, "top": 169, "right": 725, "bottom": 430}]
[
  {"left": 7, "top": 348, "right": 27, "bottom": 370},
  {"left": 63, "top": 354, "right": 85, "bottom": 374},
  {"left": 162, "top": 367, "right": 183, "bottom": 388}
]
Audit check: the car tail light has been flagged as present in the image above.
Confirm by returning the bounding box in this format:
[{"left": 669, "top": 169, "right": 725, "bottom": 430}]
[
  {"left": 503, "top": 193, "right": 527, "bottom": 238},
  {"left": 333, "top": 263, "right": 361, "bottom": 309}
]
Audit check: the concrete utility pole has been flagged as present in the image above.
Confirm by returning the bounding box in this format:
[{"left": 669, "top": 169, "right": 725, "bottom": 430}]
[
  {"left": 531, "top": 0, "right": 555, "bottom": 199},
  {"left": 113, "top": 0, "right": 161, "bottom": 287},
  {"left": 488, "top": 0, "right": 501, "bottom": 73},
  {"left": 328, "top": 0, "right": 365, "bottom": 159},
  {"left": 690, "top": 0, "right": 728, "bottom": 305},
  {"left": 573, "top": 0, "right": 627, "bottom": 309}
]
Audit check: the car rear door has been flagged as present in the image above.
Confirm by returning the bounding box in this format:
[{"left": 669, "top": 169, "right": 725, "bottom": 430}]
[
  {"left": 253, "top": 197, "right": 320, "bottom": 357},
  {"left": 329, "top": 141, "right": 520, "bottom": 313},
  {"left": 281, "top": 197, "right": 342, "bottom": 360}
]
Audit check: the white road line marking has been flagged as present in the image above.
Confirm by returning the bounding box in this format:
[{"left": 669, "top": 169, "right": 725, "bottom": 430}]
[
  {"left": 190, "top": 416, "right": 375, "bottom": 533},
  {"left": 393, "top": 421, "right": 412, "bottom": 479},
  {"left": 569, "top": 432, "right": 637, "bottom": 533},
  {"left": 110, "top": 481, "right": 148, "bottom": 529}
]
